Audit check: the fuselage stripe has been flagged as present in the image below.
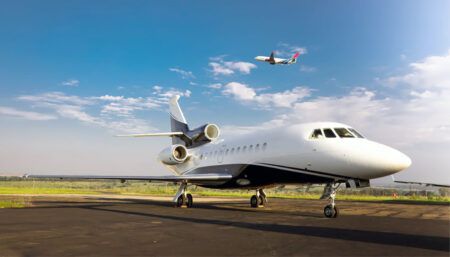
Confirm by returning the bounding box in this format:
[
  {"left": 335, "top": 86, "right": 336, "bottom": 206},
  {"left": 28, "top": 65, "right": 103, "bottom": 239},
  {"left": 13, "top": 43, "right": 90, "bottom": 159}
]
[{"left": 257, "top": 163, "right": 355, "bottom": 180}]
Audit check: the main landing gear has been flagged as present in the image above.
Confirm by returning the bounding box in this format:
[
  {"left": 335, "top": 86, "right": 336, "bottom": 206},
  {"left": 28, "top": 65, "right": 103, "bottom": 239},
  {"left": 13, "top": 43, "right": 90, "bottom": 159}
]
[
  {"left": 174, "top": 182, "right": 193, "bottom": 208},
  {"left": 250, "top": 189, "right": 267, "bottom": 208},
  {"left": 321, "top": 183, "right": 340, "bottom": 218}
]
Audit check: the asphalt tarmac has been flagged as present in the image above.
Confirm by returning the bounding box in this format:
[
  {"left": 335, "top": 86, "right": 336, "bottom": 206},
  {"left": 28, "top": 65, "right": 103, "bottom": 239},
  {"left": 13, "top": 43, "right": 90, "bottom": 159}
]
[{"left": 0, "top": 195, "right": 449, "bottom": 256}]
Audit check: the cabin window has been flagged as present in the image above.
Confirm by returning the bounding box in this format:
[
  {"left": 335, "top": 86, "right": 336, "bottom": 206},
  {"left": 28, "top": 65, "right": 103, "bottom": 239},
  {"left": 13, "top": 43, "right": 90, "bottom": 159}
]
[
  {"left": 200, "top": 154, "right": 204, "bottom": 160},
  {"left": 323, "top": 128, "right": 336, "bottom": 138},
  {"left": 310, "top": 129, "right": 323, "bottom": 139},
  {"left": 249, "top": 145, "right": 253, "bottom": 152},
  {"left": 262, "top": 143, "right": 267, "bottom": 151},
  {"left": 225, "top": 149, "right": 229, "bottom": 155},
  {"left": 243, "top": 146, "right": 247, "bottom": 153},
  {"left": 231, "top": 148, "right": 235, "bottom": 154},
  {"left": 349, "top": 128, "right": 364, "bottom": 138},
  {"left": 255, "top": 144, "right": 260, "bottom": 152},
  {"left": 334, "top": 128, "right": 354, "bottom": 138},
  {"left": 236, "top": 147, "right": 241, "bottom": 153}
]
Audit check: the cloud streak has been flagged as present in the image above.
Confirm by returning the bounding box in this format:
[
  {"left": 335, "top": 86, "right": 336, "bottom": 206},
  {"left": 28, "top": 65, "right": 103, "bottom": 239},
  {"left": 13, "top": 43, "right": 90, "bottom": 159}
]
[
  {"left": 209, "top": 56, "right": 257, "bottom": 76},
  {"left": 222, "top": 82, "right": 311, "bottom": 109},
  {"left": 0, "top": 106, "right": 57, "bottom": 121},
  {"left": 169, "top": 68, "right": 195, "bottom": 80}
]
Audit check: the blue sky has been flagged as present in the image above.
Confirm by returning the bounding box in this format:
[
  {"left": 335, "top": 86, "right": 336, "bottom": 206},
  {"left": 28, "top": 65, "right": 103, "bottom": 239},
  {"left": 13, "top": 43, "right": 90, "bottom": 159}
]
[{"left": 1, "top": 1, "right": 449, "bottom": 182}]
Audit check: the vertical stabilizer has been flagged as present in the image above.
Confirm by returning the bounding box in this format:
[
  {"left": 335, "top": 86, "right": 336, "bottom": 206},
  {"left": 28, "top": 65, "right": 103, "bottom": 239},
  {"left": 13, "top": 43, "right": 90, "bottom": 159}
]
[{"left": 169, "top": 95, "right": 189, "bottom": 145}]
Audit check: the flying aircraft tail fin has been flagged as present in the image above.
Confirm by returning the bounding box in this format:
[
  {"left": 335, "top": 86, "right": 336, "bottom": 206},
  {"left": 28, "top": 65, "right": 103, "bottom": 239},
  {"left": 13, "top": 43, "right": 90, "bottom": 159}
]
[
  {"left": 169, "top": 95, "right": 189, "bottom": 145},
  {"left": 290, "top": 52, "right": 300, "bottom": 63}
]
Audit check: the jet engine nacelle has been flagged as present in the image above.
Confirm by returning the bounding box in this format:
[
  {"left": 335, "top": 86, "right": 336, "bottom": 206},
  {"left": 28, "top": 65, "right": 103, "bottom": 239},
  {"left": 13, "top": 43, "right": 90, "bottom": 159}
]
[
  {"left": 187, "top": 123, "right": 220, "bottom": 145},
  {"left": 158, "top": 144, "right": 189, "bottom": 165}
]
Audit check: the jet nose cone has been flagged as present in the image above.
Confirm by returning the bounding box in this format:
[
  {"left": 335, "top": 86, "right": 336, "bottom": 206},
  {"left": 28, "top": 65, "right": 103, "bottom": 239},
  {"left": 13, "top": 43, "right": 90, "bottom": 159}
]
[
  {"left": 392, "top": 151, "right": 412, "bottom": 171},
  {"left": 381, "top": 148, "right": 412, "bottom": 175}
]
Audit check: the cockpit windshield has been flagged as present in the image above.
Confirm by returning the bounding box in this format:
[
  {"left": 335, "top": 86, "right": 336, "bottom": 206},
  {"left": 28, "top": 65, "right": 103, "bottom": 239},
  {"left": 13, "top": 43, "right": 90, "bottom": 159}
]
[
  {"left": 310, "top": 129, "right": 323, "bottom": 139},
  {"left": 348, "top": 128, "right": 364, "bottom": 138},
  {"left": 333, "top": 128, "right": 354, "bottom": 138},
  {"left": 309, "top": 127, "right": 365, "bottom": 139},
  {"left": 323, "top": 128, "right": 336, "bottom": 138}
]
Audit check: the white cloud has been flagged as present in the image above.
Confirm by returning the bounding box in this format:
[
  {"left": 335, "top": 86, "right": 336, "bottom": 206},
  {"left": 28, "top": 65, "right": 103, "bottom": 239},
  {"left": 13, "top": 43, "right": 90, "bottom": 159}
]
[
  {"left": 16, "top": 92, "right": 163, "bottom": 133},
  {"left": 300, "top": 65, "right": 317, "bottom": 73},
  {"left": 223, "top": 82, "right": 256, "bottom": 100},
  {"left": 169, "top": 68, "right": 195, "bottom": 80},
  {"left": 0, "top": 106, "right": 57, "bottom": 121},
  {"left": 222, "top": 82, "right": 311, "bottom": 109},
  {"left": 61, "top": 79, "right": 80, "bottom": 87},
  {"left": 384, "top": 49, "right": 450, "bottom": 89},
  {"left": 209, "top": 62, "right": 234, "bottom": 76},
  {"left": 275, "top": 42, "right": 308, "bottom": 58},
  {"left": 18, "top": 92, "right": 93, "bottom": 106},
  {"left": 209, "top": 56, "right": 257, "bottom": 76},
  {"left": 208, "top": 83, "right": 222, "bottom": 89}
]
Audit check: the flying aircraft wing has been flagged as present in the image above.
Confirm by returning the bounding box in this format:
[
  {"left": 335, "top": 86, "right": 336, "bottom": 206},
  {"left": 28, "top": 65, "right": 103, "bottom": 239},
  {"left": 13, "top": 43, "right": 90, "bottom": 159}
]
[
  {"left": 269, "top": 51, "right": 275, "bottom": 62},
  {"left": 24, "top": 173, "right": 233, "bottom": 183},
  {"left": 391, "top": 176, "right": 450, "bottom": 188}
]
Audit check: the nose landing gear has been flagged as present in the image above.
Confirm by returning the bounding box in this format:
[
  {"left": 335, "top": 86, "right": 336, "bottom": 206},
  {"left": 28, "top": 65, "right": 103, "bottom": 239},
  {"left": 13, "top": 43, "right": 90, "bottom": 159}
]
[
  {"left": 250, "top": 189, "right": 267, "bottom": 208},
  {"left": 174, "top": 182, "right": 193, "bottom": 208},
  {"left": 321, "top": 183, "right": 340, "bottom": 218}
]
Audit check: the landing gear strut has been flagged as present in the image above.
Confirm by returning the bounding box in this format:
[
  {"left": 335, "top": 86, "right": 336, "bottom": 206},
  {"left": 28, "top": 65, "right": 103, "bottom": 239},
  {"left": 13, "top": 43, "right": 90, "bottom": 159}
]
[
  {"left": 250, "top": 189, "right": 267, "bottom": 208},
  {"left": 174, "top": 182, "right": 193, "bottom": 208},
  {"left": 321, "top": 183, "right": 340, "bottom": 218}
]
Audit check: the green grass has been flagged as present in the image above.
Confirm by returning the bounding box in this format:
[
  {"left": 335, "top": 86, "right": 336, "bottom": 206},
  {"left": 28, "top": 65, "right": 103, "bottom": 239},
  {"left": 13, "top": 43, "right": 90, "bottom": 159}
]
[
  {"left": 0, "top": 179, "right": 449, "bottom": 204},
  {"left": 0, "top": 199, "right": 27, "bottom": 208}
]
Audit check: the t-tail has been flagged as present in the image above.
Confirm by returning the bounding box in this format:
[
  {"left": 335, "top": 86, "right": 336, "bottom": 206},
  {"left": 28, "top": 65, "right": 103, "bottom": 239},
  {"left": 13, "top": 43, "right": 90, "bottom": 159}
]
[
  {"left": 170, "top": 95, "right": 189, "bottom": 145},
  {"left": 116, "top": 95, "right": 220, "bottom": 148}
]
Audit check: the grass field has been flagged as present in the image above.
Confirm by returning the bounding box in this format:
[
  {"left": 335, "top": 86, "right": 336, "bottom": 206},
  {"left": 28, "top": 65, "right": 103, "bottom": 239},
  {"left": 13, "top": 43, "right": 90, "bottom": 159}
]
[{"left": 1, "top": 179, "right": 449, "bottom": 205}]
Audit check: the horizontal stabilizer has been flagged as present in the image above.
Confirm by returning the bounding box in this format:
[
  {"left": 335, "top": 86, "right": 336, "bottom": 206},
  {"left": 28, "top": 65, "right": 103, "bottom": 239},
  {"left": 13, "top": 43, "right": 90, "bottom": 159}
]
[
  {"left": 24, "top": 173, "right": 232, "bottom": 183},
  {"left": 115, "top": 132, "right": 184, "bottom": 137}
]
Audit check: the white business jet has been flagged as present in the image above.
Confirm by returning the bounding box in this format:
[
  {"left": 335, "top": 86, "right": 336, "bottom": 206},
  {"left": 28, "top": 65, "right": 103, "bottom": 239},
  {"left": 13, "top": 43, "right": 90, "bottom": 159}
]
[
  {"left": 255, "top": 51, "right": 300, "bottom": 65},
  {"left": 27, "top": 96, "right": 411, "bottom": 218}
]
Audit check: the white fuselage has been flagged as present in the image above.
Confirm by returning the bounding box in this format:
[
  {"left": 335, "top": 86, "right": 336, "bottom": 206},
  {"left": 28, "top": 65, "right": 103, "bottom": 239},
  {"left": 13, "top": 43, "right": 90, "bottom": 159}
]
[
  {"left": 255, "top": 56, "right": 292, "bottom": 65},
  {"left": 164, "top": 122, "right": 411, "bottom": 188}
]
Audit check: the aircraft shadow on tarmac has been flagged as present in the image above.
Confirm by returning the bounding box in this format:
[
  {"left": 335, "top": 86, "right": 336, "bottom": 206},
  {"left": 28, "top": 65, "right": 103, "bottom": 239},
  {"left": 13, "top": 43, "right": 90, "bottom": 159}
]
[
  {"left": 27, "top": 198, "right": 449, "bottom": 252},
  {"left": 30, "top": 197, "right": 322, "bottom": 218}
]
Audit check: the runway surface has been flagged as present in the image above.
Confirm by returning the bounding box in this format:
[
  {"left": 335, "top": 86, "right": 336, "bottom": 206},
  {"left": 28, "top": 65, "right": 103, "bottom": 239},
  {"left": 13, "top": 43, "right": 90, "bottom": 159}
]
[{"left": 0, "top": 195, "right": 449, "bottom": 256}]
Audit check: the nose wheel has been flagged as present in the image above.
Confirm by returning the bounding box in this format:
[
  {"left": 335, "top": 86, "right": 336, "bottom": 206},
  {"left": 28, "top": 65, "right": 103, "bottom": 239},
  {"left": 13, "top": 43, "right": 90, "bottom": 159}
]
[
  {"left": 174, "top": 182, "right": 193, "bottom": 208},
  {"left": 250, "top": 189, "right": 267, "bottom": 208},
  {"left": 321, "top": 183, "right": 340, "bottom": 218},
  {"left": 324, "top": 204, "right": 339, "bottom": 218}
]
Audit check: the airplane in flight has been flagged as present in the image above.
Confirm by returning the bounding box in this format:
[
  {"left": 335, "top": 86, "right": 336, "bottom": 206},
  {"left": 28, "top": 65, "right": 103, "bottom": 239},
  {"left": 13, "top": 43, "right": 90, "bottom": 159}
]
[
  {"left": 27, "top": 96, "right": 411, "bottom": 218},
  {"left": 255, "top": 51, "right": 300, "bottom": 65}
]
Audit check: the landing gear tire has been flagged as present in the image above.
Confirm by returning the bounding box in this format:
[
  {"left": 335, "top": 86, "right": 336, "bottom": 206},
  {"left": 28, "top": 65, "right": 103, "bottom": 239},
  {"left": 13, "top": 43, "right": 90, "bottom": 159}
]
[
  {"left": 324, "top": 204, "right": 338, "bottom": 218},
  {"left": 250, "top": 195, "right": 258, "bottom": 208},
  {"left": 176, "top": 195, "right": 185, "bottom": 208},
  {"left": 186, "top": 193, "right": 193, "bottom": 208}
]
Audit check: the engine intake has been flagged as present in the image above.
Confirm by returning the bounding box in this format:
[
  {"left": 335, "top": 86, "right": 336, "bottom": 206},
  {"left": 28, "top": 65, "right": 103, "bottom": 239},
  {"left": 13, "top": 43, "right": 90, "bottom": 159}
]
[
  {"left": 158, "top": 145, "right": 189, "bottom": 165},
  {"left": 203, "top": 124, "right": 220, "bottom": 141},
  {"left": 186, "top": 123, "right": 220, "bottom": 146}
]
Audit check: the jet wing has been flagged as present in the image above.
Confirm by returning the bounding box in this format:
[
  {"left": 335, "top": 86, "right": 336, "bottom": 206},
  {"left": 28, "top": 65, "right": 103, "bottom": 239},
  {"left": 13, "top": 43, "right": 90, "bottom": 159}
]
[
  {"left": 24, "top": 173, "right": 233, "bottom": 183},
  {"left": 391, "top": 176, "right": 450, "bottom": 188}
]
